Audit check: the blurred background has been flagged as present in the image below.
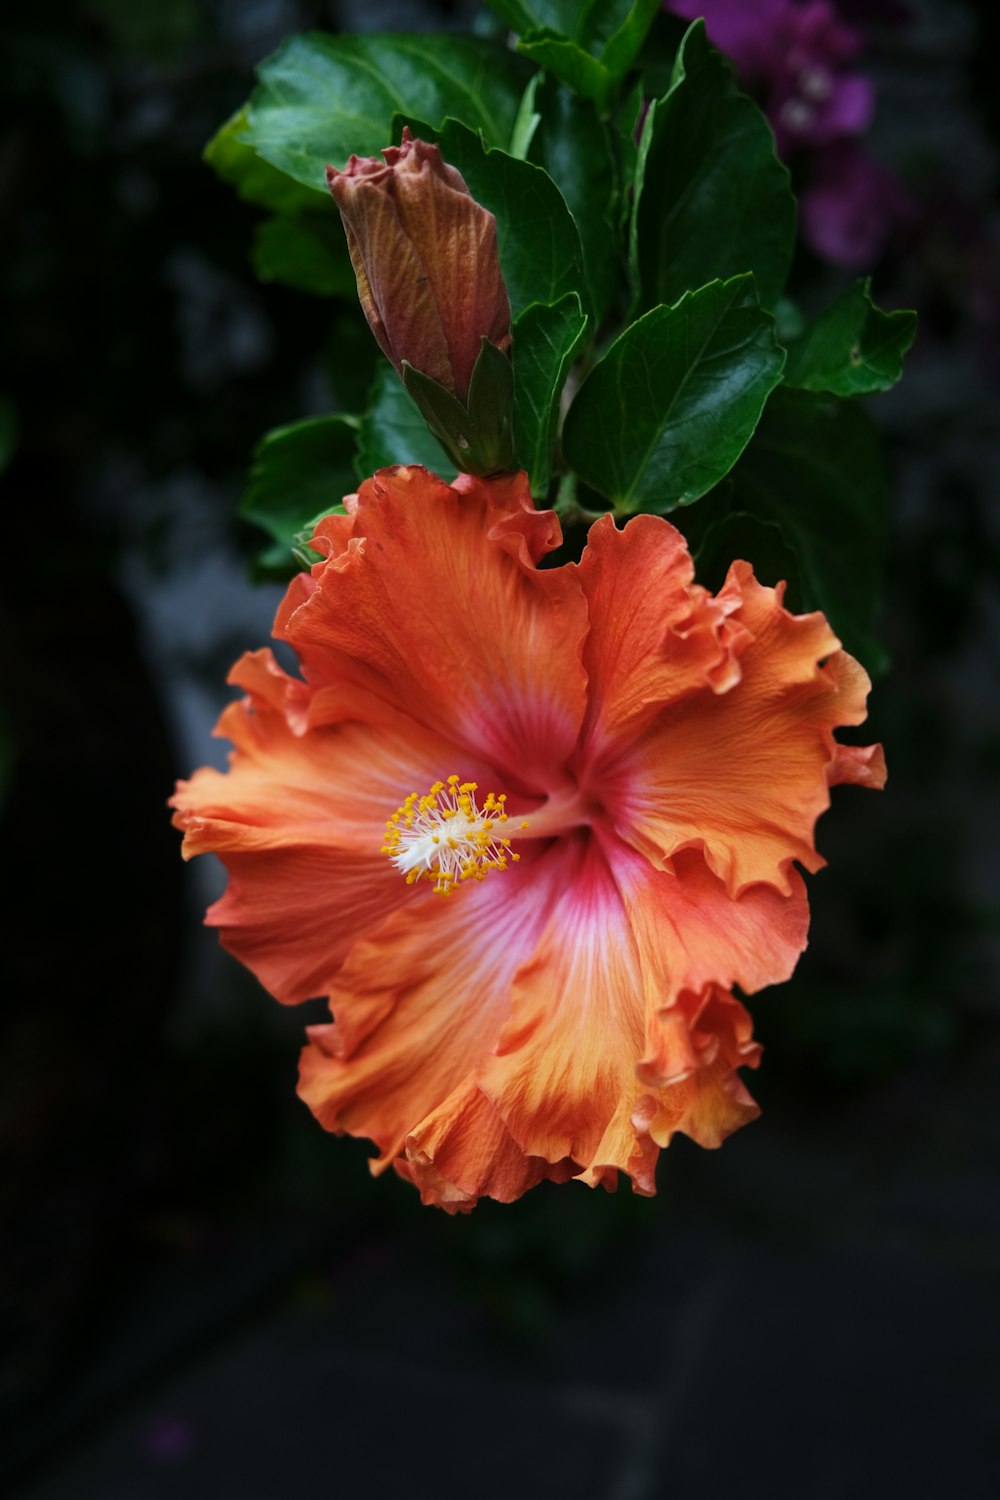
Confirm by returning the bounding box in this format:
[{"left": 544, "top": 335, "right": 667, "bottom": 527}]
[{"left": 1, "top": 0, "right": 997, "bottom": 1495}]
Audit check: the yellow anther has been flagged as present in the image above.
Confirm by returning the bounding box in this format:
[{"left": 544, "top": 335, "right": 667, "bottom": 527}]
[{"left": 381, "top": 774, "right": 526, "bottom": 895}]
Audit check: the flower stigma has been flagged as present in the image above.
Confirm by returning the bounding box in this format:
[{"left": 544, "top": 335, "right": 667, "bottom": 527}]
[{"left": 381, "top": 775, "right": 528, "bottom": 896}]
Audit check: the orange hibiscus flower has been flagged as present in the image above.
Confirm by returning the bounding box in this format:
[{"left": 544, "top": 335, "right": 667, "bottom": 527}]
[{"left": 171, "top": 466, "right": 885, "bottom": 1211}]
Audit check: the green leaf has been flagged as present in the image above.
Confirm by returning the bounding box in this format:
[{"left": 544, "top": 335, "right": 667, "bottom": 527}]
[
  {"left": 242, "top": 33, "right": 533, "bottom": 194},
  {"left": 562, "top": 274, "right": 785, "bottom": 514},
  {"left": 204, "top": 107, "right": 319, "bottom": 214},
  {"left": 528, "top": 80, "right": 620, "bottom": 322},
  {"left": 694, "top": 509, "right": 804, "bottom": 607},
  {"left": 466, "top": 338, "right": 517, "bottom": 473},
  {"left": 242, "top": 415, "right": 359, "bottom": 574},
  {"left": 513, "top": 293, "right": 589, "bottom": 495},
  {"left": 610, "top": 76, "right": 644, "bottom": 231},
  {"left": 356, "top": 365, "right": 459, "bottom": 481},
  {"left": 499, "top": 1, "right": 658, "bottom": 106},
  {"left": 486, "top": 0, "right": 655, "bottom": 65},
  {"left": 251, "top": 212, "right": 356, "bottom": 298},
  {"left": 599, "top": 0, "right": 660, "bottom": 81},
  {"left": 784, "top": 278, "right": 917, "bottom": 396},
  {"left": 517, "top": 30, "right": 615, "bottom": 112},
  {"left": 407, "top": 118, "right": 588, "bottom": 321},
  {"left": 632, "top": 20, "right": 795, "bottom": 312},
  {"left": 725, "top": 389, "right": 887, "bottom": 670},
  {"left": 484, "top": 0, "right": 562, "bottom": 32}
]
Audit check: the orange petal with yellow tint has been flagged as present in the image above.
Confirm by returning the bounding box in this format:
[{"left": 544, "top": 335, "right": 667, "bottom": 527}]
[
  {"left": 477, "top": 835, "right": 647, "bottom": 1171},
  {"left": 170, "top": 646, "right": 506, "bottom": 1004},
  {"left": 276, "top": 467, "right": 589, "bottom": 792},
  {"left": 606, "top": 563, "right": 880, "bottom": 895},
  {"left": 638, "top": 986, "right": 763, "bottom": 1148},
  {"left": 298, "top": 843, "right": 568, "bottom": 1172},
  {"left": 613, "top": 842, "right": 810, "bottom": 1007},
  {"left": 403, "top": 1081, "right": 575, "bottom": 1213},
  {"left": 478, "top": 833, "right": 777, "bottom": 1191},
  {"left": 576, "top": 986, "right": 761, "bottom": 1193},
  {"left": 573, "top": 513, "right": 744, "bottom": 765}
]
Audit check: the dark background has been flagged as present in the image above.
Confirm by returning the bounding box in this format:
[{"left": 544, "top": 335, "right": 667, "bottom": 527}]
[{"left": 2, "top": 1, "right": 998, "bottom": 1496}]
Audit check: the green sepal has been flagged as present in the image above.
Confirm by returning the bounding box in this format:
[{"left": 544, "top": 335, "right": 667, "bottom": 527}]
[
  {"left": 402, "top": 338, "right": 516, "bottom": 477},
  {"left": 467, "top": 337, "right": 517, "bottom": 473}
]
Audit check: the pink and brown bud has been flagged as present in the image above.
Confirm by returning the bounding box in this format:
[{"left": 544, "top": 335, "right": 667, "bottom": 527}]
[{"left": 326, "top": 128, "right": 511, "bottom": 404}]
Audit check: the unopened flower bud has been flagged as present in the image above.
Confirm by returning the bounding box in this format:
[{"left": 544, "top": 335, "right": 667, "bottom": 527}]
[{"left": 327, "top": 128, "right": 511, "bottom": 404}]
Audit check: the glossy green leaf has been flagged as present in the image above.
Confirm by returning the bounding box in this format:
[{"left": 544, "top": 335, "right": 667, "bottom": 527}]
[
  {"left": 529, "top": 81, "right": 620, "bottom": 322},
  {"left": 517, "top": 30, "right": 615, "bottom": 112},
  {"left": 356, "top": 365, "right": 459, "bottom": 481},
  {"left": 784, "top": 278, "right": 917, "bottom": 396},
  {"left": 563, "top": 274, "right": 785, "bottom": 514},
  {"left": 599, "top": 0, "right": 660, "bottom": 80},
  {"left": 242, "top": 33, "right": 533, "bottom": 193},
  {"left": 498, "top": 1, "right": 657, "bottom": 104},
  {"left": 725, "top": 389, "right": 887, "bottom": 669},
  {"left": 632, "top": 21, "right": 795, "bottom": 312},
  {"left": 513, "top": 293, "right": 589, "bottom": 495},
  {"left": 242, "top": 415, "right": 359, "bottom": 574},
  {"left": 251, "top": 212, "right": 356, "bottom": 298},
  {"left": 487, "top": 0, "right": 656, "bottom": 67},
  {"left": 204, "top": 107, "right": 319, "bottom": 214},
  {"left": 409, "top": 118, "right": 588, "bottom": 321}
]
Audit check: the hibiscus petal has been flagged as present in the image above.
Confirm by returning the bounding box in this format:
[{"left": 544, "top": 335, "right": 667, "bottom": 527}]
[
  {"left": 170, "top": 647, "right": 506, "bottom": 1003},
  {"left": 297, "top": 843, "right": 568, "bottom": 1174},
  {"left": 637, "top": 987, "right": 763, "bottom": 1149},
  {"left": 403, "top": 1081, "right": 575, "bottom": 1212},
  {"left": 573, "top": 513, "right": 742, "bottom": 765},
  {"left": 614, "top": 842, "right": 810, "bottom": 1007},
  {"left": 605, "top": 563, "right": 882, "bottom": 895},
  {"left": 478, "top": 833, "right": 774, "bottom": 1194},
  {"left": 577, "top": 986, "right": 761, "bottom": 1192},
  {"left": 275, "top": 467, "right": 590, "bottom": 792},
  {"left": 478, "top": 835, "right": 647, "bottom": 1171},
  {"left": 828, "top": 741, "right": 887, "bottom": 789}
]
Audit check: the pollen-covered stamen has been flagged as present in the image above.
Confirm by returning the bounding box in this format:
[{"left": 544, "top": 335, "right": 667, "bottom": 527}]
[{"left": 381, "top": 775, "right": 528, "bottom": 896}]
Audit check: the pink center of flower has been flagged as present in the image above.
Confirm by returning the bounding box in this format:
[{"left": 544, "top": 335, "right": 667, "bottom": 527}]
[{"left": 381, "top": 774, "right": 528, "bottom": 896}]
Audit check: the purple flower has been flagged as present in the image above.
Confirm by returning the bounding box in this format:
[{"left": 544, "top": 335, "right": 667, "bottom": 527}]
[
  {"left": 800, "top": 141, "right": 914, "bottom": 268},
  {"left": 668, "top": 0, "right": 874, "bottom": 154}
]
